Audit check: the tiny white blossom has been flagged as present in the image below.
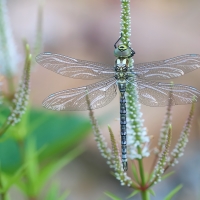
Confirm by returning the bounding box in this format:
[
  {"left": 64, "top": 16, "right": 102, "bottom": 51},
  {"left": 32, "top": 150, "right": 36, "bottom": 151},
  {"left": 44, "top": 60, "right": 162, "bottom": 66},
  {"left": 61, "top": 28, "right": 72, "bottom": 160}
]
[
  {"left": 7, "top": 82, "right": 30, "bottom": 126},
  {"left": 126, "top": 80, "right": 150, "bottom": 160}
]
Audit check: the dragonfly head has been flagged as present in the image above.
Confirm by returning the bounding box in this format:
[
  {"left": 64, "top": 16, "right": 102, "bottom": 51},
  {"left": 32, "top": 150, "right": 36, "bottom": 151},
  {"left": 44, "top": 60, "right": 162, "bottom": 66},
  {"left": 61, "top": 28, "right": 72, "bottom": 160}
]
[{"left": 114, "top": 44, "right": 135, "bottom": 58}]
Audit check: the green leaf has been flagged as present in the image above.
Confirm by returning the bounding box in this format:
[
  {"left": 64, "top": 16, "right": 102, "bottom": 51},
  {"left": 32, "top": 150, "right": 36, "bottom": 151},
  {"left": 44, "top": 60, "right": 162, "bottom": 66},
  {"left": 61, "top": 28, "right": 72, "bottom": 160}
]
[
  {"left": 30, "top": 110, "right": 90, "bottom": 160},
  {"left": 0, "top": 108, "right": 90, "bottom": 173},
  {"left": 28, "top": 113, "right": 49, "bottom": 135},
  {"left": 131, "top": 163, "right": 140, "bottom": 183},
  {"left": 3, "top": 165, "right": 25, "bottom": 193},
  {"left": 126, "top": 190, "right": 140, "bottom": 199},
  {"left": 104, "top": 191, "right": 122, "bottom": 200},
  {"left": 34, "top": 146, "right": 83, "bottom": 195},
  {"left": 148, "top": 189, "right": 156, "bottom": 196},
  {"left": 45, "top": 183, "right": 70, "bottom": 200},
  {"left": 164, "top": 184, "right": 183, "bottom": 200},
  {"left": 24, "top": 137, "right": 39, "bottom": 185},
  {"left": 23, "top": 137, "right": 40, "bottom": 196},
  {"left": 162, "top": 171, "right": 175, "bottom": 181}
]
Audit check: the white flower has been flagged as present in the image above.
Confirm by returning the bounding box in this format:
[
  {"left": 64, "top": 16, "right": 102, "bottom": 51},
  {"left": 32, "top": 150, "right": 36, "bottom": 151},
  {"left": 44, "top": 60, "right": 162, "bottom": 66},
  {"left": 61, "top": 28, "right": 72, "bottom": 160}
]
[{"left": 126, "top": 78, "right": 150, "bottom": 160}]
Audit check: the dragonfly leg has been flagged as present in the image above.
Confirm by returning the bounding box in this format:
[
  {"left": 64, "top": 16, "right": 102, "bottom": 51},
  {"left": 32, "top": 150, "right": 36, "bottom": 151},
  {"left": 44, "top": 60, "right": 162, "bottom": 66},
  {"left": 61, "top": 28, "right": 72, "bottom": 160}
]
[{"left": 114, "top": 33, "right": 123, "bottom": 48}]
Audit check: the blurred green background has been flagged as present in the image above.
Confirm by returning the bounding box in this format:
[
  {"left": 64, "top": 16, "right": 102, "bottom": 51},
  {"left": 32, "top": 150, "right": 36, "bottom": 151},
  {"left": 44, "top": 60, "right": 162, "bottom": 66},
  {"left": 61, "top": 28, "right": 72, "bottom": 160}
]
[{"left": 2, "top": 0, "right": 200, "bottom": 199}]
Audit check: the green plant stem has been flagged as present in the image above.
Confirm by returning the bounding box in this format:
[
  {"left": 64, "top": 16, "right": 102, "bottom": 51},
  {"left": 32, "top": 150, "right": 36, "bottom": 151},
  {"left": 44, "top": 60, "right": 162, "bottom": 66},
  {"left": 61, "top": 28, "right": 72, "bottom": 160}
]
[
  {"left": 120, "top": 1, "right": 150, "bottom": 199},
  {"left": 141, "top": 190, "right": 149, "bottom": 200},
  {"left": 137, "top": 147, "right": 149, "bottom": 200},
  {"left": 138, "top": 159, "right": 145, "bottom": 186}
]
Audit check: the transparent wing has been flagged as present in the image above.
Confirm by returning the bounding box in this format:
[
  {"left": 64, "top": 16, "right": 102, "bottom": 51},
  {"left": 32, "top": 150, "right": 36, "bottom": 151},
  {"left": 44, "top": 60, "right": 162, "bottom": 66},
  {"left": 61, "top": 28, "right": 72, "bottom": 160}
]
[
  {"left": 36, "top": 52, "right": 115, "bottom": 79},
  {"left": 134, "top": 54, "right": 200, "bottom": 80},
  {"left": 128, "top": 78, "right": 200, "bottom": 106},
  {"left": 42, "top": 78, "right": 117, "bottom": 111}
]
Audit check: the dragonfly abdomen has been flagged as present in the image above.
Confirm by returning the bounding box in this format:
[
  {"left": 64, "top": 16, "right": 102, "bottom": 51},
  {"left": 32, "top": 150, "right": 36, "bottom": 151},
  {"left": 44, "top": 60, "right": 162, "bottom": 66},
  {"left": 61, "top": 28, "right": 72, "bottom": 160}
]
[{"left": 118, "top": 82, "right": 128, "bottom": 171}]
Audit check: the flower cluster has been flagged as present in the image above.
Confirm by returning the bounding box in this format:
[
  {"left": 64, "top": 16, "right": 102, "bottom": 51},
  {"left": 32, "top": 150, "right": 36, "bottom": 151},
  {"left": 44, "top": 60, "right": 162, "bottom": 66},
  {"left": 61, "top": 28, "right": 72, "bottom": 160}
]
[
  {"left": 86, "top": 95, "right": 112, "bottom": 161},
  {"left": 121, "top": 0, "right": 150, "bottom": 162},
  {"left": 120, "top": 0, "right": 131, "bottom": 47},
  {"left": 170, "top": 103, "right": 194, "bottom": 166},
  {"left": 151, "top": 125, "right": 172, "bottom": 184},
  {"left": 86, "top": 94, "right": 134, "bottom": 187},
  {"left": 158, "top": 91, "right": 173, "bottom": 150},
  {"left": 149, "top": 85, "right": 195, "bottom": 185},
  {"left": 7, "top": 82, "right": 30, "bottom": 126},
  {"left": 7, "top": 45, "right": 32, "bottom": 126},
  {"left": 126, "top": 81, "right": 150, "bottom": 160},
  {"left": 109, "top": 127, "right": 132, "bottom": 186}
]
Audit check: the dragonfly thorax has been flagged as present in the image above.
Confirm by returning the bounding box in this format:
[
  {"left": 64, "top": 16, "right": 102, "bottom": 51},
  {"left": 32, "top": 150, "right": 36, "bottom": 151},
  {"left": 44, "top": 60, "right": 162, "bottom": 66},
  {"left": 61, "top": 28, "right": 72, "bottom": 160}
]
[{"left": 114, "top": 58, "right": 129, "bottom": 81}]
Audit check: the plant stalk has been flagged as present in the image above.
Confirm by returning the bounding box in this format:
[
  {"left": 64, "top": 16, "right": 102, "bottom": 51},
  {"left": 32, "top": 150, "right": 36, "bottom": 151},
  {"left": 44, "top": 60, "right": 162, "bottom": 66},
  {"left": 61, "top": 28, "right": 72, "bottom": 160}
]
[{"left": 137, "top": 147, "right": 150, "bottom": 200}]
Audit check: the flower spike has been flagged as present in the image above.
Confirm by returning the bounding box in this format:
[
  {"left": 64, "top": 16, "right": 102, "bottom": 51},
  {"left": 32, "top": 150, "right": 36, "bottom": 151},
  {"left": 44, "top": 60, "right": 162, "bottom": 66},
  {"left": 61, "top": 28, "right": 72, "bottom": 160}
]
[
  {"left": 158, "top": 86, "right": 173, "bottom": 152},
  {"left": 7, "top": 43, "right": 32, "bottom": 126},
  {"left": 109, "top": 126, "right": 132, "bottom": 186},
  {"left": 151, "top": 125, "right": 172, "bottom": 185},
  {"left": 170, "top": 102, "right": 195, "bottom": 167}
]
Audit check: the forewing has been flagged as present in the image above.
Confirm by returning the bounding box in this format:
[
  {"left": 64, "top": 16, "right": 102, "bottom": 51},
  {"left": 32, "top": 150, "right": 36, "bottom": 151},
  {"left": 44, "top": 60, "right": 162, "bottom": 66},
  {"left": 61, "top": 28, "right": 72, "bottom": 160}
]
[
  {"left": 134, "top": 54, "right": 200, "bottom": 80},
  {"left": 129, "top": 78, "right": 200, "bottom": 106},
  {"left": 42, "top": 78, "right": 117, "bottom": 111},
  {"left": 36, "top": 53, "right": 115, "bottom": 79}
]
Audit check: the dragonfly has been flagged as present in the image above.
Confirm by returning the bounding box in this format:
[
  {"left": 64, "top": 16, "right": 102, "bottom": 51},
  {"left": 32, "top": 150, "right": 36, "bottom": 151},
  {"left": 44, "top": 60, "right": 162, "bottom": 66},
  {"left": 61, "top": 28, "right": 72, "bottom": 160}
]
[{"left": 36, "top": 35, "right": 200, "bottom": 171}]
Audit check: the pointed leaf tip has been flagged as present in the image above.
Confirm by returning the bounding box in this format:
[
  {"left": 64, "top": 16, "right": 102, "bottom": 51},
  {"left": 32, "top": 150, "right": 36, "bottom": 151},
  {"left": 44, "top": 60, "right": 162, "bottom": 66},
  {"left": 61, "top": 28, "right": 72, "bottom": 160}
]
[
  {"left": 126, "top": 190, "right": 139, "bottom": 199},
  {"left": 104, "top": 191, "right": 122, "bottom": 200},
  {"left": 164, "top": 184, "right": 183, "bottom": 200},
  {"left": 148, "top": 189, "right": 156, "bottom": 196}
]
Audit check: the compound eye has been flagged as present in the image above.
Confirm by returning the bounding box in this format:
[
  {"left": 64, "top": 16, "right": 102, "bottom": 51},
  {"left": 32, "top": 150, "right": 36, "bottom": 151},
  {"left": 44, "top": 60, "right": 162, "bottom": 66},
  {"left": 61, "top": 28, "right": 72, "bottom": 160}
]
[{"left": 118, "top": 45, "right": 127, "bottom": 51}]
